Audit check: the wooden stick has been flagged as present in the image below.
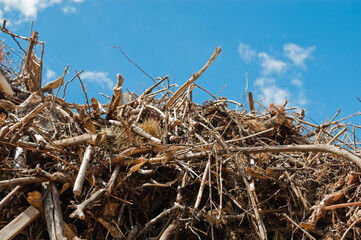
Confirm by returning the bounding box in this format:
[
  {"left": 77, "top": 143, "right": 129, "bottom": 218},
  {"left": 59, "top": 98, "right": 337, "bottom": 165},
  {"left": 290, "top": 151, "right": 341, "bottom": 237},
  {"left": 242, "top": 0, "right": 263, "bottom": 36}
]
[
  {"left": 73, "top": 145, "right": 93, "bottom": 196},
  {"left": 282, "top": 213, "right": 316, "bottom": 240},
  {"left": 24, "top": 31, "right": 45, "bottom": 99},
  {"left": 194, "top": 155, "right": 211, "bottom": 210},
  {"left": 136, "top": 204, "right": 180, "bottom": 237},
  {"left": 0, "top": 205, "right": 40, "bottom": 240},
  {"left": 43, "top": 182, "right": 66, "bottom": 240},
  {"left": 306, "top": 127, "right": 348, "bottom": 166},
  {"left": 106, "top": 165, "right": 120, "bottom": 193},
  {"left": 261, "top": 113, "right": 286, "bottom": 130},
  {"left": 0, "top": 173, "right": 70, "bottom": 190},
  {"left": 53, "top": 133, "right": 93, "bottom": 147},
  {"left": 0, "top": 185, "right": 21, "bottom": 210},
  {"left": 234, "top": 155, "right": 267, "bottom": 240},
  {"left": 42, "top": 76, "right": 64, "bottom": 93},
  {"left": 300, "top": 187, "right": 351, "bottom": 229},
  {"left": 3, "top": 102, "right": 48, "bottom": 140},
  {"left": 70, "top": 188, "right": 107, "bottom": 220},
  {"left": 114, "top": 73, "right": 124, "bottom": 104},
  {"left": 131, "top": 124, "right": 161, "bottom": 144},
  {"left": 325, "top": 201, "right": 361, "bottom": 210},
  {"left": 164, "top": 46, "right": 221, "bottom": 110},
  {"left": 248, "top": 91, "right": 255, "bottom": 112},
  {"left": 52, "top": 133, "right": 114, "bottom": 148},
  {"left": 176, "top": 144, "right": 361, "bottom": 169},
  {"left": 138, "top": 75, "right": 168, "bottom": 100},
  {"left": 0, "top": 72, "right": 15, "bottom": 96},
  {"left": 159, "top": 220, "right": 177, "bottom": 240},
  {"left": 107, "top": 73, "right": 124, "bottom": 119},
  {"left": 340, "top": 217, "right": 361, "bottom": 240}
]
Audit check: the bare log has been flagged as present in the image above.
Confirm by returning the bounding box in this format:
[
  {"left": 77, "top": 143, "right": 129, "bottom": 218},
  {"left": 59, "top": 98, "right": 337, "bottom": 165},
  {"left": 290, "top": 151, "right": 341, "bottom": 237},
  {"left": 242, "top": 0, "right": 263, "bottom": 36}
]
[{"left": 43, "top": 182, "right": 67, "bottom": 240}]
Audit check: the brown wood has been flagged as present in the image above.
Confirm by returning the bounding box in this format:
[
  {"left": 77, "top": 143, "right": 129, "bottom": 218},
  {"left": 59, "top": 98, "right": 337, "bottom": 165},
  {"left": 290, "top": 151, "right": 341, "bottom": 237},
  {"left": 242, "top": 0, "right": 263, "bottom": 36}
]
[{"left": 0, "top": 206, "right": 40, "bottom": 240}]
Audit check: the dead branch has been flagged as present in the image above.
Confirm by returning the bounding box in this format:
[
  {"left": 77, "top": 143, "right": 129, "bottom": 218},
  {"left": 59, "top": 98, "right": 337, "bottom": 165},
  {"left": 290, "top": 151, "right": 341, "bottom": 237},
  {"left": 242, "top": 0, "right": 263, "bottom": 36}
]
[
  {"left": 43, "top": 182, "right": 66, "bottom": 240},
  {"left": 0, "top": 185, "right": 21, "bottom": 210},
  {"left": 164, "top": 46, "right": 221, "bottom": 110},
  {"left": 0, "top": 172, "right": 71, "bottom": 190},
  {"left": 131, "top": 124, "right": 161, "bottom": 144},
  {"left": 73, "top": 145, "right": 93, "bottom": 196},
  {"left": 70, "top": 188, "right": 107, "bottom": 220}
]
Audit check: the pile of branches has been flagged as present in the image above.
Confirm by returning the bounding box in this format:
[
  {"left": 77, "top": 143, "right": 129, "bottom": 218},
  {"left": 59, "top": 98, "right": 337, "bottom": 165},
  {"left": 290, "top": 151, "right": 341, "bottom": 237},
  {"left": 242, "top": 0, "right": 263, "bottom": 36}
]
[{"left": 1, "top": 23, "right": 361, "bottom": 240}]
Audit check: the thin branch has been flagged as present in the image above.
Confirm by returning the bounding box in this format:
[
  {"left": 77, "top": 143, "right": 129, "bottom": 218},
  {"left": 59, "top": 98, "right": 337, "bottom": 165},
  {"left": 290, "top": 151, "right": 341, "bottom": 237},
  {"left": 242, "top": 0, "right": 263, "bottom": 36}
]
[
  {"left": 112, "top": 46, "right": 155, "bottom": 83},
  {"left": 164, "top": 46, "right": 221, "bottom": 110}
]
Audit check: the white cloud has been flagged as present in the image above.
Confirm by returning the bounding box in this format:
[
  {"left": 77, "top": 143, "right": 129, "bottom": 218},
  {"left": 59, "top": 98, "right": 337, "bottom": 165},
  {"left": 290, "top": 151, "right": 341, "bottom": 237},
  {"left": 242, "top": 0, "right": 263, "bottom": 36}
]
[
  {"left": 255, "top": 77, "right": 289, "bottom": 105},
  {"left": 284, "top": 43, "right": 316, "bottom": 67},
  {"left": 255, "top": 77, "right": 275, "bottom": 87},
  {"left": 62, "top": 6, "right": 76, "bottom": 14},
  {"left": 254, "top": 77, "right": 309, "bottom": 106},
  {"left": 0, "top": 0, "right": 85, "bottom": 24},
  {"left": 240, "top": 43, "right": 313, "bottom": 107},
  {"left": 45, "top": 68, "right": 56, "bottom": 81},
  {"left": 81, "top": 71, "right": 114, "bottom": 90},
  {"left": 238, "top": 42, "right": 256, "bottom": 63},
  {"left": 258, "top": 52, "right": 287, "bottom": 75},
  {"left": 0, "top": 0, "right": 61, "bottom": 21},
  {"left": 297, "top": 91, "right": 308, "bottom": 105},
  {"left": 261, "top": 85, "right": 289, "bottom": 105},
  {"left": 291, "top": 78, "right": 302, "bottom": 87}
]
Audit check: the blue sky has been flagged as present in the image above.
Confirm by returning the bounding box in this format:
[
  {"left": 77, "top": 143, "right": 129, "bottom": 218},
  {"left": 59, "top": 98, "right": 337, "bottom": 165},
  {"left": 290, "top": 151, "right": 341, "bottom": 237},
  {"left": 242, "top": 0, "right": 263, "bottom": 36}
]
[{"left": 0, "top": 0, "right": 360, "bottom": 125}]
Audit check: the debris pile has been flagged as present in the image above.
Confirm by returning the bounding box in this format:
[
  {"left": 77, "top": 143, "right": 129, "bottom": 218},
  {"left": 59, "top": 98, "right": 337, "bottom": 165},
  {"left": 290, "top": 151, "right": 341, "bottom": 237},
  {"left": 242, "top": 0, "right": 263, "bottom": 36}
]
[{"left": 1, "top": 24, "right": 361, "bottom": 240}]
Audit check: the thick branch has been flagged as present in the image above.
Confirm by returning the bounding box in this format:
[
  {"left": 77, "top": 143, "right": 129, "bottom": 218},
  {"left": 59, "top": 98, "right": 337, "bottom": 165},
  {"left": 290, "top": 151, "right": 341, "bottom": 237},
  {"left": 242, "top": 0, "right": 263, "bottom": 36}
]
[
  {"left": 73, "top": 145, "right": 93, "bottom": 196},
  {"left": 0, "top": 172, "right": 71, "bottom": 190},
  {"left": 176, "top": 144, "right": 361, "bottom": 169},
  {"left": 43, "top": 182, "right": 66, "bottom": 240}
]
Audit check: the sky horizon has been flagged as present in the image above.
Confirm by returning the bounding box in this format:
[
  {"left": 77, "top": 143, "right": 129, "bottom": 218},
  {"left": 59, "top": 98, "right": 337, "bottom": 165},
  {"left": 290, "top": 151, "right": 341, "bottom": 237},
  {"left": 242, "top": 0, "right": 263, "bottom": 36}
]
[{"left": 0, "top": 0, "right": 360, "bottom": 128}]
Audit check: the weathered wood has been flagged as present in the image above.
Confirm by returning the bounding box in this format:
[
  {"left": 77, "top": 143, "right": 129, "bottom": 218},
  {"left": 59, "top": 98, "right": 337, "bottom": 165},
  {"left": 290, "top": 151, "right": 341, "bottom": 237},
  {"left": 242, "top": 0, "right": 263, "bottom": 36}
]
[
  {"left": 0, "top": 206, "right": 40, "bottom": 240},
  {"left": 164, "top": 46, "right": 221, "bottom": 110},
  {"left": 73, "top": 145, "right": 93, "bottom": 196},
  {"left": 0, "top": 172, "right": 70, "bottom": 190},
  {"left": 0, "top": 186, "right": 21, "bottom": 211},
  {"left": 176, "top": 144, "right": 361, "bottom": 168},
  {"left": 131, "top": 124, "right": 161, "bottom": 144},
  {"left": 43, "top": 182, "right": 66, "bottom": 240},
  {"left": 41, "top": 76, "right": 63, "bottom": 93},
  {"left": 0, "top": 73, "right": 15, "bottom": 96},
  {"left": 70, "top": 188, "right": 107, "bottom": 220}
]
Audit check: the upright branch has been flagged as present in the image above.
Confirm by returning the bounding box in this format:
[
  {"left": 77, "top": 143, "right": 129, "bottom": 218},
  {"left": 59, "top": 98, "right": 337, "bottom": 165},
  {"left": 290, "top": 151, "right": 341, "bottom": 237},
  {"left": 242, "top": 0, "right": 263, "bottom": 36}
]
[
  {"left": 164, "top": 46, "right": 221, "bottom": 110},
  {"left": 23, "top": 31, "right": 44, "bottom": 99}
]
